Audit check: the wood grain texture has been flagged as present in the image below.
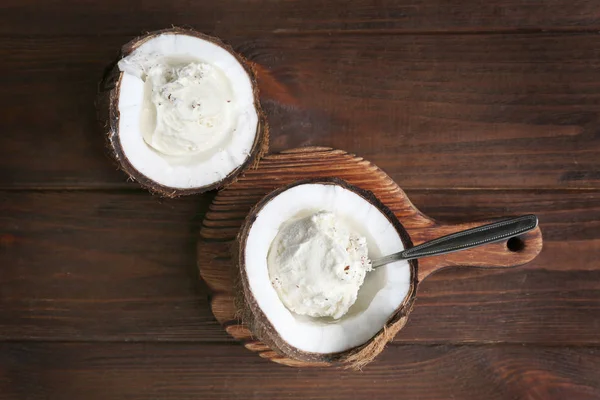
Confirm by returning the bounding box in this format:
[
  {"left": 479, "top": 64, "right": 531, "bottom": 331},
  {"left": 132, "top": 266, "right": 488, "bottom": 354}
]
[
  {"left": 1, "top": 188, "right": 598, "bottom": 344},
  {"left": 199, "top": 147, "right": 542, "bottom": 365},
  {"left": 2, "top": 33, "right": 600, "bottom": 189},
  {"left": 1, "top": 0, "right": 599, "bottom": 396},
  {"left": 2, "top": 0, "right": 600, "bottom": 36},
  {"left": 1, "top": 342, "right": 599, "bottom": 400},
  {"left": 0, "top": 191, "right": 228, "bottom": 342}
]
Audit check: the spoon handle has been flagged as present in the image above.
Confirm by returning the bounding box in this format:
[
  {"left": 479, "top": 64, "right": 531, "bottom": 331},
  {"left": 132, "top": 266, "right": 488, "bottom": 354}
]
[{"left": 372, "top": 214, "right": 538, "bottom": 268}]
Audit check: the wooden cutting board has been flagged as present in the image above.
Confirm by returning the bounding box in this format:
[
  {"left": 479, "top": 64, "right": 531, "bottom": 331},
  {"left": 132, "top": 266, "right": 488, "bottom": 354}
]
[{"left": 198, "top": 147, "right": 543, "bottom": 367}]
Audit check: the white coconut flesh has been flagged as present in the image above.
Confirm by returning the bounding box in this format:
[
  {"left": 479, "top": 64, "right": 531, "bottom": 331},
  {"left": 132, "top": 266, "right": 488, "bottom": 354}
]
[
  {"left": 116, "top": 33, "right": 259, "bottom": 189},
  {"left": 244, "top": 183, "right": 412, "bottom": 354}
]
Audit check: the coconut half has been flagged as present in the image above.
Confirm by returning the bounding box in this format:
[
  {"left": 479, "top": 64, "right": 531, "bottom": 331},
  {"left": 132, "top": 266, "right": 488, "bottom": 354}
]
[
  {"left": 99, "top": 28, "right": 268, "bottom": 196},
  {"left": 235, "top": 178, "right": 418, "bottom": 368}
]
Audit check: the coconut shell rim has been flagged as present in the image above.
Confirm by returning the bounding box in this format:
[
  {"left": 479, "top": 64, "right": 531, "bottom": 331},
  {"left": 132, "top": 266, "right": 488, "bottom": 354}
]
[
  {"left": 235, "top": 177, "right": 419, "bottom": 365},
  {"left": 99, "top": 27, "right": 269, "bottom": 197}
]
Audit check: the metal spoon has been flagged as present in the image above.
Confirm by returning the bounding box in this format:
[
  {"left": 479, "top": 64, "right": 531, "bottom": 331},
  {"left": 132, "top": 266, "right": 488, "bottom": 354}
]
[{"left": 371, "top": 214, "right": 538, "bottom": 269}]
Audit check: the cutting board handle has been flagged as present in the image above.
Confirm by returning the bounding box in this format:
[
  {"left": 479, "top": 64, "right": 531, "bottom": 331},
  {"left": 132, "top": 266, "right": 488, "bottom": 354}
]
[{"left": 409, "top": 218, "right": 543, "bottom": 282}]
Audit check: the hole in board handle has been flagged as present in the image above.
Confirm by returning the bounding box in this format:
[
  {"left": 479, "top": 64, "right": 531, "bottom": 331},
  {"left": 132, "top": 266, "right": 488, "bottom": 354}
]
[{"left": 507, "top": 236, "right": 526, "bottom": 252}]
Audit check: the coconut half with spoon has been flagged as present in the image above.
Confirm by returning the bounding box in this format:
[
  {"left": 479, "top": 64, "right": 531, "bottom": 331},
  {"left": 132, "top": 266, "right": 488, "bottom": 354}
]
[
  {"left": 235, "top": 178, "right": 418, "bottom": 368},
  {"left": 234, "top": 177, "right": 540, "bottom": 368},
  {"left": 98, "top": 28, "right": 268, "bottom": 196}
]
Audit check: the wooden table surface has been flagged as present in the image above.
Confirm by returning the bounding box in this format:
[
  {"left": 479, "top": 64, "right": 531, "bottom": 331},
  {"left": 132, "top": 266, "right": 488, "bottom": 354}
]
[{"left": 2, "top": 1, "right": 600, "bottom": 399}]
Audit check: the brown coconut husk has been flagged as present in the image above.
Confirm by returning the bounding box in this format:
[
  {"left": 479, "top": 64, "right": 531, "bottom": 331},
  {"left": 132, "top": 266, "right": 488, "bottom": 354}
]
[
  {"left": 233, "top": 178, "right": 418, "bottom": 369},
  {"left": 97, "top": 27, "right": 269, "bottom": 197}
]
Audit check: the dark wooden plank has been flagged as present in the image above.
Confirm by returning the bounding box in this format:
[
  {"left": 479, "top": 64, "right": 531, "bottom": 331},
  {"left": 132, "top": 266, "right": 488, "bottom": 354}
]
[
  {"left": 2, "top": 0, "right": 600, "bottom": 36},
  {"left": 0, "top": 36, "right": 132, "bottom": 189},
  {"left": 1, "top": 189, "right": 599, "bottom": 344},
  {"left": 402, "top": 188, "right": 600, "bottom": 344},
  {"left": 2, "top": 33, "right": 600, "bottom": 189},
  {"left": 1, "top": 342, "right": 599, "bottom": 400},
  {"left": 0, "top": 191, "right": 230, "bottom": 342}
]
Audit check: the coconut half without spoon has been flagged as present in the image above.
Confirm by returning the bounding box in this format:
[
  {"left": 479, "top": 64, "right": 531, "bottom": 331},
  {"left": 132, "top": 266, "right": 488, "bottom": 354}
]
[
  {"left": 99, "top": 28, "right": 268, "bottom": 197},
  {"left": 371, "top": 214, "right": 538, "bottom": 268}
]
